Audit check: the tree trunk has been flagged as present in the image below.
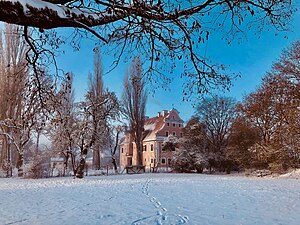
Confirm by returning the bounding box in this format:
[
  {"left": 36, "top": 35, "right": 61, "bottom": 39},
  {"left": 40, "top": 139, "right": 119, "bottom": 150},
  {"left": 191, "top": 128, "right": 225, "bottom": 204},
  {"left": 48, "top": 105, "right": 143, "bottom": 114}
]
[
  {"left": 36, "top": 130, "right": 40, "bottom": 154},
  {"left": 2, "top": 138, "right": 12, "bottom": 177},
  {"left": 63, "top": 153, "right": 69, "bottom": 177},
  {"left": 112, "top": 156, "right": 118, "bottom": 173},
  {"left": 7, "top": 137, "right": 12, "bottom": 177},
  {"left": 0, "top": 138, "right": 8, "bottom": 170},
  {"left": 75, "top": 157, "right": 86, "bottom": 178},
  {"left": 70, "top": 152, "right": 76, "bottom": 176},
  {"left": 134, "top": 132, "right": 143, "bottom": 166},
  {"left": 93, "top": 148, "right": 100, "bottom": 170},
  {"left": 75, "top": 144, "right": 89, "bottom": 178},
  {"left": 16, "top": 152, "right": 23, "bottom": 177},
  {"left": 136, "top": 142, "right": 143, "bottom": 166}
]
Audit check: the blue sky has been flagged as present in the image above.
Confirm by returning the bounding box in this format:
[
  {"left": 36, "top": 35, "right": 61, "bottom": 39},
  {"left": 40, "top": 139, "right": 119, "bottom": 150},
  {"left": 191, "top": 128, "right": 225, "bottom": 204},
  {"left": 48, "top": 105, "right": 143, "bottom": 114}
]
[{"left": 55, "top": 8, "right": 300, "bottom": 122}]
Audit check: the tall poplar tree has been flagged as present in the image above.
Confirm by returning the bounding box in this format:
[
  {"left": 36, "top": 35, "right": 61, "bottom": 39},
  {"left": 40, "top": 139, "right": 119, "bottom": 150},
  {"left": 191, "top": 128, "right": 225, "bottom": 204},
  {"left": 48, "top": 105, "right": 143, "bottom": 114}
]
[
  {"left": 88, "top": 48, "right": 104, "bottom": 170},
  {"left": 0, "top": 24, "right": 28, "bottom": 175},
  {"left": 122, "top": 57, "right": 147, "bottom": 166}
]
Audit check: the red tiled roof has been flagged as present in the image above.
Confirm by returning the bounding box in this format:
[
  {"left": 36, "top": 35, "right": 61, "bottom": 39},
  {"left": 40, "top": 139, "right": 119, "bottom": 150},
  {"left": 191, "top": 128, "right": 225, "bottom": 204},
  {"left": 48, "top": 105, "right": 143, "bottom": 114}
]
[
  {"left": 143, "top": 112, "right": 169, "bottom": 139},
  {"left": 120, "top": 109, "right": 183, "bottom": 144}
]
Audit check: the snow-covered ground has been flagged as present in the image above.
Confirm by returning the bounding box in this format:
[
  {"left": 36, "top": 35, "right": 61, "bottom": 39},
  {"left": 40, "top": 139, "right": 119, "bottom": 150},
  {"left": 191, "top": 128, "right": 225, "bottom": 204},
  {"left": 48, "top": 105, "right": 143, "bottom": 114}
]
[
  {"left": 279, "top": 169, "right": 300, "bottom": 179},
  {"left": 0, "top": 173, "right": 300, "bottom": 225}
]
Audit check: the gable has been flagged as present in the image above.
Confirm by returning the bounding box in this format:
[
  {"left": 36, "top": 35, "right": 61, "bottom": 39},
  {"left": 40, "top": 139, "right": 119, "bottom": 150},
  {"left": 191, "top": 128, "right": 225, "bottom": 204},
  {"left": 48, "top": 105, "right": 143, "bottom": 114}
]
[{"left": 143, "top": 108, "right": 184, "bottom": 141}]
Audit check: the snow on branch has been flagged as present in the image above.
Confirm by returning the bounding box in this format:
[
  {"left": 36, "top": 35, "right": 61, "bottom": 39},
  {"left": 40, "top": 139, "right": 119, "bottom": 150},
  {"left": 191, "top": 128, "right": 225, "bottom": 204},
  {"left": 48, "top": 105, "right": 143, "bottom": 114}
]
[{"left": 0, "top": 0, "right": 127, "bottom": 30}]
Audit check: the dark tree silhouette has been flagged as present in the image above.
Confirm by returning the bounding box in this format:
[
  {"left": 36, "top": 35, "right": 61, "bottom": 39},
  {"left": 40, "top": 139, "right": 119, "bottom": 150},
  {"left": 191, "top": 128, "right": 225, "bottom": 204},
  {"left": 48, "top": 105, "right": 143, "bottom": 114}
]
[
  {"left": 195, "top": 95, "right": 236, "bottom": 167},
  {"left": 122, "top": 56, "right": 147, "bottom": 166}
]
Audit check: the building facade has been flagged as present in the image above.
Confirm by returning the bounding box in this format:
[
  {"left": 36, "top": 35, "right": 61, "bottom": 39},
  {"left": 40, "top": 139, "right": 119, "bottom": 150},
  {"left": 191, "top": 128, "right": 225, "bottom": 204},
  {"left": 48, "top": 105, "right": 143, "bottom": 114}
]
[{"left": 119, "top": 108, "right": 184, "bottom": 171}]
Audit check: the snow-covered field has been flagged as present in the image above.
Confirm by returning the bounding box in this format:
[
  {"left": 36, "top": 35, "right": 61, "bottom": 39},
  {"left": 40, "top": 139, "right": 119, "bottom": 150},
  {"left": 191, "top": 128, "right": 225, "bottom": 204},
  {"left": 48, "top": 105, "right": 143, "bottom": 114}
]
[{"left": 0, "top": 174, "right": 300, "bottom": 225}]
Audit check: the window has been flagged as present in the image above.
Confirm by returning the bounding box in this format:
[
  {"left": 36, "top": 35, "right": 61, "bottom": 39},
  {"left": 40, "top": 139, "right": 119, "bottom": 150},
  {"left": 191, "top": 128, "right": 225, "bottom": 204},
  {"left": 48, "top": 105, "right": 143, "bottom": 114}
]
[
  {"left": 161, "top": 158, "right": 166, "bottom": 164},
  {"left": 168, "top": 158, "right": 172, "bottom": 165},
  {"left": 166, "top": 131, "right": 169, "bottom": 137},
  {"left": 180, "top": 133, "right": 183, "bottom": 138},
  {"left": 173, "top": 123, "right": 175, "bottom": 127},
  {"left": 161, "top": 143, "right": 164, "bottom": 151},
  {"left": 143, "top": 145, "right": 147, "bottom": 151},
  {"left": 179, "top": 124, "right": 181, "bottom": 127},
  {"left": 172, "top": 116, "right": 175, "bottom": 119},
  {"left": 173, "top": 132, "right": 176, "bottom": 136},
  {"left": 150, "top": 144, "right": 154, "bottom": 151},
  {"left": 151, "top": 158, "right": 154, "bottom": 163},
  {"left": 167, "top": 123, "right": 170, "bottom": 126},
  {"left": 121, "top": 148, "right": 124, "bottom": 153}
]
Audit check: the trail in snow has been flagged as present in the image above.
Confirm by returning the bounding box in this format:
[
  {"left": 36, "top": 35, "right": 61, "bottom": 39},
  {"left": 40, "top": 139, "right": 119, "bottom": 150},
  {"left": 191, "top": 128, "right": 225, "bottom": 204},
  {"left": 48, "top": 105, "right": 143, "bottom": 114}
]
[{"left": 137, "top": 178, "right": 189, "bottom": 225}]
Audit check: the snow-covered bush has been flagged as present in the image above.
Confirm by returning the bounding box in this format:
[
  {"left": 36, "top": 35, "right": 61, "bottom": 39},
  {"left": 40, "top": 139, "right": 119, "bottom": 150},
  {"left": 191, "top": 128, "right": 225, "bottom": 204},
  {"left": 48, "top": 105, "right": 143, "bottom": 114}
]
[
  {"left": 172, "top": 149, "right": 194, "bottom": 173},
  {"left": 172, "top": 148, "right": 208, "bottom": 173},
  {"left": 23, "top": 154, "right": 51, "bottom": 179},
  {"left": 171, "top": 118, "right": 209, "bottom": 173},
  {"left": 162, "top": 135, "right": 179, "bottom": 152}
]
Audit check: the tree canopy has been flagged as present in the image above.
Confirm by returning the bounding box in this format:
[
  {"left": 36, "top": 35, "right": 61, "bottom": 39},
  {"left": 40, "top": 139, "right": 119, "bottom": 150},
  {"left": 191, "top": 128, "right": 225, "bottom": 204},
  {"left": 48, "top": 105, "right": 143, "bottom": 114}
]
[
  {"left": 0, "top": 0, "right": 296, "bottom": 96},
  {"left": 235, "top": 40, "right": 300, "bottom": 171}
]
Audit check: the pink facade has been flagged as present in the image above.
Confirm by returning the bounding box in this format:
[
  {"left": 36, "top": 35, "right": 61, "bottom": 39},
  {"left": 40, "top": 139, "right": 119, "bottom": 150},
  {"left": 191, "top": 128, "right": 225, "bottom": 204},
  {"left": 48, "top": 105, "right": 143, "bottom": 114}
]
[{"left": 119, "top": 109, "right": 184, "bottom": 171}]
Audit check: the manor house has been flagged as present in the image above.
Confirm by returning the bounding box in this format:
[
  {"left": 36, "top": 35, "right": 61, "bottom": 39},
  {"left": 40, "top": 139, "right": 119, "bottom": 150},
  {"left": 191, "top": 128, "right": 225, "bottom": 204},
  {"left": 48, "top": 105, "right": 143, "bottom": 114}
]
[{"left": 119, "top": 108, "right": 184, "bottom": 171}]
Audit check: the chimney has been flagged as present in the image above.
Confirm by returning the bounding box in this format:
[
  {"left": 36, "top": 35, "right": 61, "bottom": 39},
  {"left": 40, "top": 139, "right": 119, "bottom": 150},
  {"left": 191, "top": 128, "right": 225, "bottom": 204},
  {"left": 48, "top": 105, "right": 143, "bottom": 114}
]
[
  {"left": 158, "top": 112, "right": 161, "bottom": 117},
  {"left": 162, "top": 110, "right": 168, "bottom": 116}
]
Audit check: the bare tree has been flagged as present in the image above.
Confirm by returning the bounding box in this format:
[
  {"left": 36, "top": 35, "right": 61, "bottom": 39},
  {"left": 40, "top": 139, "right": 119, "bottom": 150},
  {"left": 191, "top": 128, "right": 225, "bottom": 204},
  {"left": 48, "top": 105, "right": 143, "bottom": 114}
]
[
  {"left": 88, "top": 48, "right": 105, "bottom": 170},
  {"left": 269, "top": 41, "right": 300, "bottom": 148},
  {"left": 0, "top": 24, "right": 60, "bottom": 177},
  {"left": 195, "top": 95, "right": 236, "bottom": 169},
  {"left": 226, "top": 116, "right": 261, "bottom": 169},
  {"left": 238, "top": 41, "right": 300, "bottom": 171},
  {"left": 75, "top": 87, "right": 119, "bottom": 178},
  {"left": 122, "top": 56, "right": 147, "bottom": 166},
  {"left": 49, "top": 72, "right": 78, "bottom": 176},
  {"left": 48, "top": 54, "right": 120, "bottom": 178},
  {"left": 0, "top": 25, "right": 27, "bottom": 173},
  {"left": 0, "top": 24, "right": 48, "bottom": 177},
  {"left": 108, "top": 125, "right": 123, "bottom": 174},
  {"left": 0, "top": 1, "right": 295, "bottom": 97}
]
